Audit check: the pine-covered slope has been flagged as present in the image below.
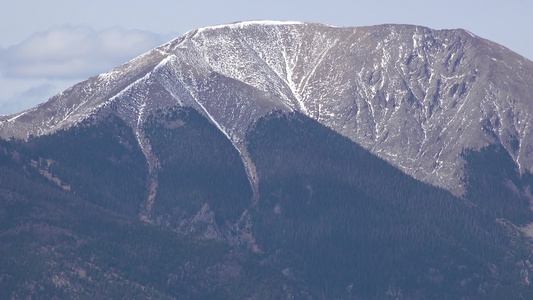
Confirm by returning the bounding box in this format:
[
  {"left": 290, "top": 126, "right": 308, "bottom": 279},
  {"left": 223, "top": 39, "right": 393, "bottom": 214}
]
[
  {"left": 0, "top": 113, "right": 290, "bottom": 299},
  {"left": 2, "top": 109, "right": 533, "bottom": 298},
  {"left": 246, "top": 111, "right": 533, "bottom": 298}
]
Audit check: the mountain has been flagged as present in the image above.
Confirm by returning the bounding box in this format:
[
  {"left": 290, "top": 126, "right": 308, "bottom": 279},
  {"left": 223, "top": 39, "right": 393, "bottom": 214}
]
[
  {"left": 2, "top": 21, "right": 533, "bottom": 298},
  {"left": 2, "top": 21, "right": 533, "bottom": 195}
]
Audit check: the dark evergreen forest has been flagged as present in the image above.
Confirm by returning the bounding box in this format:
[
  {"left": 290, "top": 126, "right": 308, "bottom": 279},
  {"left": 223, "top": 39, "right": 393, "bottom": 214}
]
[
  {"left": 247, "top": 111, "right": 533, "bottom": 298},
  {"left": 1, "top": 108, "right": 533, "bottom": 299}
]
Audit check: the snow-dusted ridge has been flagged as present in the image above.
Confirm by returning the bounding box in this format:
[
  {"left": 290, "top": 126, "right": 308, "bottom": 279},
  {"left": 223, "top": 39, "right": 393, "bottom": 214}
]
[
  {"left": 196, "top": 20, "right": 305, "bottom": 33},
  {"left": 1, "top": 21, "right": 533, "bottom": 197}
]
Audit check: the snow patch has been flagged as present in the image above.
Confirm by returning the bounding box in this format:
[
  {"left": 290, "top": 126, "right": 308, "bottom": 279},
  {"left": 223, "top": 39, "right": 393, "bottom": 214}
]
[{"left": 6, "top": 111, "right": 29, "bottom": 122}]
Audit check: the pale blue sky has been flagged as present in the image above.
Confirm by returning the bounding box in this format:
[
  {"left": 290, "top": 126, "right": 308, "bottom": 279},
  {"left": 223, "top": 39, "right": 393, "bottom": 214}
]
[{"left": 1, "top": 0, "right": 532, "bottom": 114}]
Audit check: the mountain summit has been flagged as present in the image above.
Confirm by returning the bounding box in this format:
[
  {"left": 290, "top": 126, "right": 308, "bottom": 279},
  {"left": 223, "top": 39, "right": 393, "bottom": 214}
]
[
  {"left": 3, "top": 21, "right": 533, "bottom": 298},
  {"left": 2, "top": 21, "right": 533, "bottom": 194}
]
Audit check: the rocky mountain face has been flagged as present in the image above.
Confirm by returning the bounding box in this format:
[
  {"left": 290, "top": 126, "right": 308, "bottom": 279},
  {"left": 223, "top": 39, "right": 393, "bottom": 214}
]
[
  {"left": 2, "top": 21, "right": 533, "bottom": 298},
  {"left": 1, "top": 21, "right": 533, "bottom": 195}
]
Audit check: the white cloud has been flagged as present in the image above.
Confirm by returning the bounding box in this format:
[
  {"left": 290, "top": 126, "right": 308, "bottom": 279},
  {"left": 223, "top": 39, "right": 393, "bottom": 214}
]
[
  {"left": 0, "top": 26, "right": 166, "bottom": 79},
  {"left": 0, "top": 82, "right": 55, "bottom": 114},
  {"left": 0, "top": 77, "right": 80, "bottom": 115},
  {"left": 0, "top": 26, "right": 167, "bottom": 114}
]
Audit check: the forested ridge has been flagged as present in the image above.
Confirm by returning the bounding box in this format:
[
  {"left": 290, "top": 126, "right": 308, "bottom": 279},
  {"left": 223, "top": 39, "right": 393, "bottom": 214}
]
[
  {"left": 0, "top": 114, "right": 288, "bottom": 299},
  {"left": 143, "top": 107, "right": 253, "bottom": 228},
  {"left": 1, "top": 108, "right": 533, "bottom": 299}
]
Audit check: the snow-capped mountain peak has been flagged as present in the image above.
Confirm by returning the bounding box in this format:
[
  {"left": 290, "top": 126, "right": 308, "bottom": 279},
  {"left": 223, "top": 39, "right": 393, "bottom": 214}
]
[{"left": 2, "top": 21, "right": 533, "bottom": 195}]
